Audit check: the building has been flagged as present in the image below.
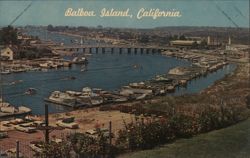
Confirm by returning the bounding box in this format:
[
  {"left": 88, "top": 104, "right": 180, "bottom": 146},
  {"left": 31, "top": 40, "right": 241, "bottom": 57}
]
[
  {"left": 170, "top": 40, "right": 201, "bottom": 47},
  {"left": 0, "top": 46, "right": 17, "bottom": 61}
]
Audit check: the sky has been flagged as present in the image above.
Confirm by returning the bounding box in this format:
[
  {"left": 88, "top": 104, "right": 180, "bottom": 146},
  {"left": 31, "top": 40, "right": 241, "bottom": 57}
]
[{"left": 0, "top": 0, "right": 249, "bottom": 28}]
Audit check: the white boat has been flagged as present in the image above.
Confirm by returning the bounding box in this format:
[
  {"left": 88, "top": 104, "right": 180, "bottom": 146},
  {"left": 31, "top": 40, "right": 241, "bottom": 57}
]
[
  {"left": 45, "top": 91, "right": 80, "bottom": 107},
  {"left": 49, "top": 91, "right": 75, "bottom": 102},
  {"left": 39, "top": 63, "right": 52, "bottom": 69},
  {"left": 11, "top": 68, "right": 26, "bottom": 73},
  {"left": 72, "top": 57, "right": 88, "bottom": 64},
  {"left": 0, "top": 69, "right": 11, "bottom": 75},
  {"left": 0, "top": 99, "right": 31, "bottom": 118},
  {"left": 90, "top": 96, "right": 103, "bottom": 106}
]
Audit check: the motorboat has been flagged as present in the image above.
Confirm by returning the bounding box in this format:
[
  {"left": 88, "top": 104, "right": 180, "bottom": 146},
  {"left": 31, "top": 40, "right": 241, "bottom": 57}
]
[{"left": 25, "top": 88, "right": 37, "bottom": 95}]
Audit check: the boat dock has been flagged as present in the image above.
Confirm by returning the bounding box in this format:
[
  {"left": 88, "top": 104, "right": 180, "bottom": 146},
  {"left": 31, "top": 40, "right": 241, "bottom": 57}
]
[
  {"left": 44, "top": 57, "right": 228, "bottom": 108},
  {"left": 0, "top": 100, "right": 32, "bottom": 119}
]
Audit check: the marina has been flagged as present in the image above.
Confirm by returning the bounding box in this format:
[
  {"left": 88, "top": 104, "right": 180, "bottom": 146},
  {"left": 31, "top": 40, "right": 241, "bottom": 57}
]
[
  {"left": 0, "top": 49, "right": 235, "bottom": 115},
  {"left": 0, "top": 98, "right": 31, "bottom": 119},
  {"left": 0, "top": 0, "right": 249, "bottom": 157},
  {"left": 0, "top": 30, "right": 237, "bottom": 116},
  {"left": 43, "top": 50, "right": 230, "bottom": 108}
]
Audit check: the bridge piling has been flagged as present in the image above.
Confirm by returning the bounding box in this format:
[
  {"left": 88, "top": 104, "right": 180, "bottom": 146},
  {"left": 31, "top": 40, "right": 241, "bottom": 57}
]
[
  {"left": 134, "top": 48, "right": 137, "bottom": 54},
  {"left": 140, "top": 48, "right": 143, "bottom": 54},
  {"left": 158, "top": 49, "right": 161, "bottom": 54},
  {"left": 152, "top": 49, "right": 156, "bottom": 54},
  {"left": 128, "top": 48, "right": 131, "bottom": 54}
]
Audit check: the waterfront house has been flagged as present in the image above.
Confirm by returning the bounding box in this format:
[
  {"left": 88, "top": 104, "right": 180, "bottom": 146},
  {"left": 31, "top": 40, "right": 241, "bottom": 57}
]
[{"left": 0, "top": 46, "right": 18, "bottom": 61}]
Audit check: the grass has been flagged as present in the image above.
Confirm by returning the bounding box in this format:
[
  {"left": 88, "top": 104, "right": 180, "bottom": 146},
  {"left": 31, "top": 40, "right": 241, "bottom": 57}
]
[{"left": 119, "top": 118, "right": 250, "bottom": 158}]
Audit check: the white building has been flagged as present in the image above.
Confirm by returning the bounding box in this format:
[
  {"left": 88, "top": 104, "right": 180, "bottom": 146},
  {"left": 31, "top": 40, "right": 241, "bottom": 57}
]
[{"left": 0, "top": 46, "right": 15, "bottom": 60}]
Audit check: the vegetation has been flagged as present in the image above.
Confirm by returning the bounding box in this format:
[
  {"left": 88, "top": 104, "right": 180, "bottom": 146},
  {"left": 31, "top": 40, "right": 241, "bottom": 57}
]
[
  {"left": 19, "top": 47, "right": 53, "bottom": 59},
  {"left": 38, "top": 56, "right": 249, "bottom": 158},
  {"left": 40, "top": 101, "right": 248, "bottom": 157},
  {"left": 39, "top": 141, "right": 71, "bottom": 158},
  {"left": 0, "top": 25, "right": 20, "bottom": 45},
  {"left": 115, "top": 104, "right": 248, "bottom": 153},
  {"left": 38, "top": 129, "right": 114, "bottom": 158}
]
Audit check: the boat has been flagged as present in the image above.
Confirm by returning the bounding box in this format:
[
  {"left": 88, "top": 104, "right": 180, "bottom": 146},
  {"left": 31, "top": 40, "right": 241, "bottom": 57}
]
[
  {"left": 85, "top": 53, "right": 92, "bottom": 56},
  {"left": 11, "top": 68, "right": 26, "bottom": 73},
  {"left": 9, "top": 80, "right": 23, "bottom": 85},
  {"left": 29, "top": 67, "right": 41, "bottom": 71},
  {"left": 153, "top": 75, "right": 173, "bottom": 83},
  {"left": 25, "top": 88, "right": 37, "bottom": 95},
  {"left": 90, "top": 96, "right": 103, "bottom": 106},
  {"left": 61, "top": 76, "right": 76, "bottom": 80},
  {"left": 0, "top": 104, "right": 32, "bottom": 119},
  {"left": 39, "top": 63, "right": 52, "bottom": 69},
  {"left": 72, "top": 56, "right": 88, "bottom": 64},
  {"left": 80, "top": 66, "right": 86, "bottom": 72},
  {"left": 45, "top": 91, "right": 83, "bottom": 107},
  {"left": 0, "top": 69, "right": 11, "bottom": 75}
]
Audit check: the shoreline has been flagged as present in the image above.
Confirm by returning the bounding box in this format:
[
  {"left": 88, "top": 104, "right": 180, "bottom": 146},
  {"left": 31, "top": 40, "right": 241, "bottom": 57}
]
[
  {"left": 113, "top": 62, "right": 250, "bottom": 157},
  {"left": 0, "top": 61, "right": 248, "bottom": 158},
  {"left": 42, "top": 49, "right": 230, "bottom": 110}
]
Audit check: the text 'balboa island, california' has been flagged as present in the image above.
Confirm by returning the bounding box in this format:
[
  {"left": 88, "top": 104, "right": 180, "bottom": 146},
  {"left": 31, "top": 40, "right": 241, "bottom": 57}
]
[{"left": 65, "top": 8, "right": 182, "bottom": 19}]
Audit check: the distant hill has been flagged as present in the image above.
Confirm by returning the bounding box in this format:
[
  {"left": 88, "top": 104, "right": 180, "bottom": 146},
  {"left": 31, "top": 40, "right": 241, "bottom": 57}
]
[{"left": 154, "top": 26, "right": 249, "bottom": 45}]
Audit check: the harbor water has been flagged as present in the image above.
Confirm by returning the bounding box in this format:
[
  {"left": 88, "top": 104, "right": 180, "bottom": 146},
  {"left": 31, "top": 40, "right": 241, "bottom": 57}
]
[
  {"left": 1, "top": 52, "right": 235, "bottom": 115},
  {"left": 1, "top": 29, "right": 236, "bottom": 115}
]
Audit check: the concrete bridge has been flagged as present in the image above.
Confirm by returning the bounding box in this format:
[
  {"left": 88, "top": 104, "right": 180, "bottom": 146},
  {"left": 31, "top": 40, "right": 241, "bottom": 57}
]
[{"left": 49, "top": 44, "right": 180, "bottom": 55}]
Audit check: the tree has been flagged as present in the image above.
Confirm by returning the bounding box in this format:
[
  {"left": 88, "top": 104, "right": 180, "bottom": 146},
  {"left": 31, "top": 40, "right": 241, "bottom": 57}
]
[
  {"left": 47, "top": 24, "right": 54, "bottom": 31},
  {"left": 191, "top": 41, "right": 198, "bottom": 48},
  {"left": 200, "top": 40, "right": 208, "bottom": 48},
  {"left": 0, "top": 25, "right": 19, "bottom": 45},
  {"left": 179, "top": 35, "right": 186, "bottom": 40},
  {"left": 246, "top": 95, "right": 250, "bottom": 108},
  {"left": 138, "top": 34, "right": 149, "bottom": 43}
]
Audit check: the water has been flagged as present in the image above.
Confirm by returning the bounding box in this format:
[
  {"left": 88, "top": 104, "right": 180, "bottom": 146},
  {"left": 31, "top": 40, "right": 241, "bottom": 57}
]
[
  {"left": 174, "top": 64, "right": 236, "bottom": 95},
  {"left": 0, "top": 29, "right": 236, "bottom": 115},
  {"left": 1, "top": 53, "right": 193, "bottom": 115},
  {"left": 1, "top": 53, "right": 236, "bottom": 115},
  {"left": 23, "top": 28, "right": 106, "bottom": 46}
]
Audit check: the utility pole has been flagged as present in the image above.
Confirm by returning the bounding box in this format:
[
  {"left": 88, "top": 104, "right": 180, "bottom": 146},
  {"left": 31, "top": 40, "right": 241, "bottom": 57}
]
[
  {"left": 109, "top": 121, "right": 112, "bottom": 146},
  {"left": 109, "top": 121, "right": 112, "bottom": 156},
  {"left": 45, "top": 104, "right": 49, "bottom": 143},
  {"left": 16, "top": 140, "right": 19, "bottom": 158},
  {"left": 37, "top": 104, "right": 63, "bottom": 144}
]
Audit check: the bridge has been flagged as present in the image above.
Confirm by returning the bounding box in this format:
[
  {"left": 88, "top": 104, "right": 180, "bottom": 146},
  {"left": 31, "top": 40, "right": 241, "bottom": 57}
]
[{"left": 48, "top": 44, "right": 180, "bottom": 55}]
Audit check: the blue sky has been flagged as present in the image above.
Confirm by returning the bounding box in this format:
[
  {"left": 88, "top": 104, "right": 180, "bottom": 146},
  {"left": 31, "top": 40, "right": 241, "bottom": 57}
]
[{"left": 0, "top": 0, "right": 249, "bottom": 28}]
